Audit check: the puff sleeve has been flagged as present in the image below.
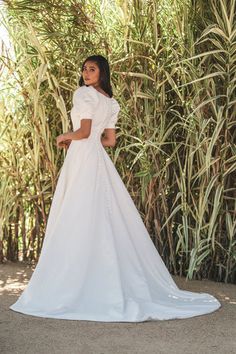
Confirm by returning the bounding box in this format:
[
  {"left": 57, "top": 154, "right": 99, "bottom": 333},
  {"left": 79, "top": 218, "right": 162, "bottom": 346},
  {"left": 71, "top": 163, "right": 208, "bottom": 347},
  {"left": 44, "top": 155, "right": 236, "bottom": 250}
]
[
  {"left": 105, "top": 99, "right": 121, "bottom": 129},
  {"left": 72, "top": 86, "right": 99, "bottom": 119}
]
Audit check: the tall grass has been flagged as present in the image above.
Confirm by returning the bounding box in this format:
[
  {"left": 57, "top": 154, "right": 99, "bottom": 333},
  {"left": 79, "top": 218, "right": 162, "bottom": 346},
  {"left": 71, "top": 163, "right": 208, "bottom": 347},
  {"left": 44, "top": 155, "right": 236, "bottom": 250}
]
[{"left": 0, "top": 0, "right": 235, "bottom": 282}]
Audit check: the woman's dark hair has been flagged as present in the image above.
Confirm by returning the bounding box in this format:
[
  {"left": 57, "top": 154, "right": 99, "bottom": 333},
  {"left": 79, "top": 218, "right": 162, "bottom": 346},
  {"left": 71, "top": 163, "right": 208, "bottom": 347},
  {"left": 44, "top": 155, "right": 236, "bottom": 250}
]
[{"left": 78, "top": 55, "right": 113, "bottom": 98}]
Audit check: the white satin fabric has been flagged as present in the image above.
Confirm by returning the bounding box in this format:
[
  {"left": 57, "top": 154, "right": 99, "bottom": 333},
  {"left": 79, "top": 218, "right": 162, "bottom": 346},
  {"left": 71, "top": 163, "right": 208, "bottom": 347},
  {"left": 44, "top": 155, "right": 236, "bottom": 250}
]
[{"left": 9, "top": 85, "right": 221, "bottom": 322}]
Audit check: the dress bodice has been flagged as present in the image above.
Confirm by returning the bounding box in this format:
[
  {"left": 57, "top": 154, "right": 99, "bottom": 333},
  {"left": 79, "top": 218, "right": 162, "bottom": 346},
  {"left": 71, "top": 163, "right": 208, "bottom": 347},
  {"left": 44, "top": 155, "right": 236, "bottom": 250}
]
[{"left": 70, "top": 85, "right": 120, "bottom": 140}]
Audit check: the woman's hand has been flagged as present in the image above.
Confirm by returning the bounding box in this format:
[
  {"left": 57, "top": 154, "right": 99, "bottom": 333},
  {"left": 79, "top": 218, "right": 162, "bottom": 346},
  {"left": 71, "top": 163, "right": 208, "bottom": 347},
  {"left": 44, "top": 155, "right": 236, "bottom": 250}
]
[
  {"left": 61, "top": 140, "right": 72, "bottom": 150},
  {"left": 56, "top": 133, "right": 72, "bottom": 149}
]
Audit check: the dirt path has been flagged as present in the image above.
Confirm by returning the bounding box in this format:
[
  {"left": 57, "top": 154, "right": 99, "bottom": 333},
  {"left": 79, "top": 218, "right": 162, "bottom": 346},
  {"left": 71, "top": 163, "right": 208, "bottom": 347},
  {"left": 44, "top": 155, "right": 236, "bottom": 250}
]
[{"left": 1, "top": 261, "right": 235, "bottom": 354}]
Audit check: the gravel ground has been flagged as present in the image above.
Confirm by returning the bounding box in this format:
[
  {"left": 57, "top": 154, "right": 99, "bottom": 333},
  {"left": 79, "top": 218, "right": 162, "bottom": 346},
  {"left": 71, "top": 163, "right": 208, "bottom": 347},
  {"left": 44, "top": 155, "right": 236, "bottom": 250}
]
[{"left": 0, "top": 261, "right": 235, "bottom": 354}]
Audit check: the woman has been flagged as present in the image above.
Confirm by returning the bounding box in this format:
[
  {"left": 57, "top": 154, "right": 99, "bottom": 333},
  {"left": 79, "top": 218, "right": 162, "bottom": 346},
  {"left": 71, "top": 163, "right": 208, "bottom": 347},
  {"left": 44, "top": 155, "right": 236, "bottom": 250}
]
[{"left": 9, "top": 55, "right": 221, "bottom": 322}]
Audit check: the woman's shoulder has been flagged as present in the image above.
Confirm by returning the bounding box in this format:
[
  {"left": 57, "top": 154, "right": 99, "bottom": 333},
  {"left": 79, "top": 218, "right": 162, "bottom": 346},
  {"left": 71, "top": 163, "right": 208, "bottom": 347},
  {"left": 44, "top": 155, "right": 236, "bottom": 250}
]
[
  {"left": 73, "top": 85, "right": 100, "bottom": 105},
  {"left": 74, "top": 85, "right": 95, "bottom": 96},
  {"left": 73, "top": 85, "right": 120, "bottom": 108},
  {"left": 111, "top": 97, "right": 120, "bottom": 112}
]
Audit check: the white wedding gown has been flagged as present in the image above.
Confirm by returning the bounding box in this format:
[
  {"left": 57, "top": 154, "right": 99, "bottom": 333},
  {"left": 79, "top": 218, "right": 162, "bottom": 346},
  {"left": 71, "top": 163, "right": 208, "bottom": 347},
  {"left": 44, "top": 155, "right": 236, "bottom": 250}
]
[{"left": 9, "top": 85, "right": 221, "bottom": 322}]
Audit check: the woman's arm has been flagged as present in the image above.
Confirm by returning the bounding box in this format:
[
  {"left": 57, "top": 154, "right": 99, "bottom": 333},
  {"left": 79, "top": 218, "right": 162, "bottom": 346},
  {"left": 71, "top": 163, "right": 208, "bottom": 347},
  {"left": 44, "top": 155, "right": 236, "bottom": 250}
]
[
  {"left": 57, "top": 124, "right": 116, "bottom": 148},
  {"left": 64, "top": 119, "right": 92, "bottom": 140},
  {"left": 56, "top": 120, "right": 92, "bottom": 148},
  {"left": 101, "top": 128, "right": 116, "bottom": 147},
  {"left": 100, "top": 136, "right": 116, "bottom": 147}
]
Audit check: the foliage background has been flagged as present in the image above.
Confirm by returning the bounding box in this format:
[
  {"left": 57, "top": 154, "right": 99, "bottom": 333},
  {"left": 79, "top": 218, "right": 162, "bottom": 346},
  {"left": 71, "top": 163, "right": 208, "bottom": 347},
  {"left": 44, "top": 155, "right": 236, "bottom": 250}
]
[{"left": 0, "top": 0, "right": 235, "bottom": 283}]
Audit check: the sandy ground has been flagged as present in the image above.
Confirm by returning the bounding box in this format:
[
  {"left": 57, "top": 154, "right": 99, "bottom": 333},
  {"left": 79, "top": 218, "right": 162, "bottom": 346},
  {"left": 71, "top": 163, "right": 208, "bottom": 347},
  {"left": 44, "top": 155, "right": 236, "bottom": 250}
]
[{"left": 0, "top": 261, "right": 235, "bottom": 354}]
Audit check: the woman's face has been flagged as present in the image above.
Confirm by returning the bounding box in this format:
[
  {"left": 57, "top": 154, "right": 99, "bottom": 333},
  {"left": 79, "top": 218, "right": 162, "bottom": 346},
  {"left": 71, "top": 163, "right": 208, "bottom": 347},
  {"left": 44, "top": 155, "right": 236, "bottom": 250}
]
[{"left": 82, "top": 61, "right": 100, "bottom": 87}]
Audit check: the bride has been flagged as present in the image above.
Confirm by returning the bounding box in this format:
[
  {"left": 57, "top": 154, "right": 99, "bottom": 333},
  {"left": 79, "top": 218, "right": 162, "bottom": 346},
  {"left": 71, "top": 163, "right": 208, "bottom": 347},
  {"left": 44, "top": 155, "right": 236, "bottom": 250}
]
[{"left": 9, "top": 54, "right": 221, "bottom": 322}]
